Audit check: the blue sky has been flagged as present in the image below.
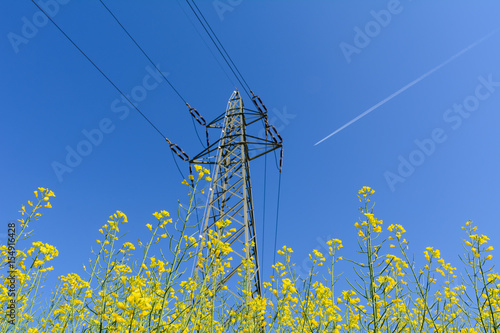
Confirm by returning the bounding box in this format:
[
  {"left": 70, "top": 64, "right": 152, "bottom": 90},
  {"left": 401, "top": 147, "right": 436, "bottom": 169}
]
[{"left": 1, "top": 0, "right": 500, "bottom": 297}]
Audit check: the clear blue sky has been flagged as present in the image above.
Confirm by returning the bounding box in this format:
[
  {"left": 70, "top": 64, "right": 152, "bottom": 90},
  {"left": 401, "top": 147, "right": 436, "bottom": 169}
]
[{"left": 1, "top": 0, "right": 500, "bottom": 296}]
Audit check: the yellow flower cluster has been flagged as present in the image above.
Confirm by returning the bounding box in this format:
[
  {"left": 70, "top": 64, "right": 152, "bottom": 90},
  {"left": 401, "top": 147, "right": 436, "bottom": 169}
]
[
  {"left": 2, "top": 186, "right": 500, "bottom": 332},
  {"left": 182, "top": 164, "right": 212, "bottom": 186}
]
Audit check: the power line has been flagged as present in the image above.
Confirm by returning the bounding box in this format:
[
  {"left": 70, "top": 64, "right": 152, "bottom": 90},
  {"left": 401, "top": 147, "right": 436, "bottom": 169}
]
[
  {"left": 184, "top": 0, "right": 252, "bottom": 99},
  {"left": 99, "top": 0, "right": 187, "bottom": 104},
  {"left": 29, "top": 0, "right": 189, "bottom": 177},
  {"left": 170, "top": 149, "right": 186, "bottom": 180},
  {"left": 29, "top": 0, "right": 165, "bottom": 139},
  {"left": 99, "top": 0, "right": 208, "bottom": 148},
  {"left": 190, "top": 0, "right": 252, "bottom": 93},
  {"left": 190, "top": 116, "right": 205, "bottom": 147},
  {"left": 260, "top": 154, "right": 268, "bottom": 273},
  {"left": 272, "top": 171, "right": 283, "bottom": 265},
  {"left": 174, "top": 0, "right": 237, "bottom": 89}
]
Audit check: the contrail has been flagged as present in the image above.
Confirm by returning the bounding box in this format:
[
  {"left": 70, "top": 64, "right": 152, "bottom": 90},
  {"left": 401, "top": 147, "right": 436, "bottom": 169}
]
[{"left": 314, "top": 29, "right": 499, "bottom": 146}]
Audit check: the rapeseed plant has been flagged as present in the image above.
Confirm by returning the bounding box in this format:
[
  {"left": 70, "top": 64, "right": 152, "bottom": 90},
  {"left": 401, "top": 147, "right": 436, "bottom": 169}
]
[{"left": 0, "top": 178, "right": 499, "bottom": 332}]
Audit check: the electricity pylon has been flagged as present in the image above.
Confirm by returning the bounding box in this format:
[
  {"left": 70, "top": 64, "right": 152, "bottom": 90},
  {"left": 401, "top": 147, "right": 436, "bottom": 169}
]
[{"left": 190, "top": 90, "right": 282, "bottom": 305}]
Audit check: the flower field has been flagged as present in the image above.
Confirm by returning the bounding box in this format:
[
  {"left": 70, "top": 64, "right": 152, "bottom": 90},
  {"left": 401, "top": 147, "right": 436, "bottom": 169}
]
[{"left": 1, "top": 168, "right": 499, "bottom": 332}]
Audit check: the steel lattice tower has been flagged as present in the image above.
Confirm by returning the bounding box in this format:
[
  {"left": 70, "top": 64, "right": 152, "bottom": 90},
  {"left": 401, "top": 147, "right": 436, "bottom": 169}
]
[{"left": 190, "top": 90, "right": 282, "bottom": 305}]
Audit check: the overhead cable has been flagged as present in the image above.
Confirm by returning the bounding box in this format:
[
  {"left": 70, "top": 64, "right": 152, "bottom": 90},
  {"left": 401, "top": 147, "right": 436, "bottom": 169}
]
[
  {"left": 99, "top": 0, "right": 207, "bottom": 150},
  {"left": 29, "top": 0, "right": 190, "bottom": 173},
  {"left": 184, "top": 0, "right": 252, "bottom": 99}
]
